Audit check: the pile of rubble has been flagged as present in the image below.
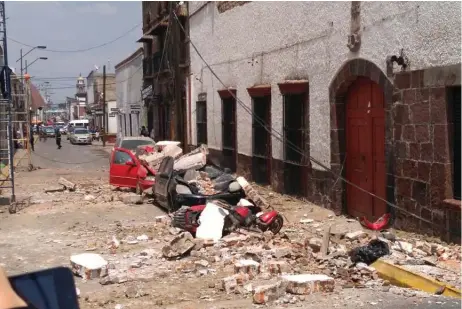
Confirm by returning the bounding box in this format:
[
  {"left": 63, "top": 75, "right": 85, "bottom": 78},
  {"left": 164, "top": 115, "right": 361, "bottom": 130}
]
[{"left": 68, "top": 208, "right": 462, "bottom": 306}]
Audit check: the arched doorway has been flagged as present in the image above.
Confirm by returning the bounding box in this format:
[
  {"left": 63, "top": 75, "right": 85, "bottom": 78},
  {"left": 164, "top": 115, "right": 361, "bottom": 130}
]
[
  {"left": 329, "top": 58, "right": 394, "bottom": 219},
  {"left": 346, "top": 77, "right": 386, "bottom": 218}
]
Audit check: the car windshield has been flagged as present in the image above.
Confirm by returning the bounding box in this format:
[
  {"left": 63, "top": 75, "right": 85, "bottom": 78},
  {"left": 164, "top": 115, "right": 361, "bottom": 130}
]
[
  {"left": 121, "top": 139, "right": 154, "bottom": 150},
  {"left": 75, "top": 129, "right": 88, "bottom": 135},
  {"left": 45, "top": 127, "right": 54, "bottom": 132}
]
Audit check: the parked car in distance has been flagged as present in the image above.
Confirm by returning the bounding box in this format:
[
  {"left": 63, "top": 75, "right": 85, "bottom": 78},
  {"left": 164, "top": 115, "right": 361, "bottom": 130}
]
[
  {"left": 69, "top": 128, "right": 92, "bottom": 145},
  {"left": 111, "top": 136, "right": 155, "bottom": 163},
  {"left": 59, "top": 125, "right": 67, "bottom": 135},
  {"left": 109, "top": 147, "right": 156, "bottom": 194},
  {"left": 43, "top": 126, "right": 55, "bottom": 137},
  {"left": 66, "top": 126, "right": 74, "bottom": 140},
  {"left": 114, "top": 136, "right": 155, "bottom": 152}
]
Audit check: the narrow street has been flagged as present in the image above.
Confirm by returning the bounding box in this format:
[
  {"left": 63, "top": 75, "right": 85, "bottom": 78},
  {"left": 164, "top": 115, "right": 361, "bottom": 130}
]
[
  {"left": 0, "top": 140, "right": 459, "bottom": 309},
  {"left": 31, "top": 137, "right": 110, "bottom": 170}
]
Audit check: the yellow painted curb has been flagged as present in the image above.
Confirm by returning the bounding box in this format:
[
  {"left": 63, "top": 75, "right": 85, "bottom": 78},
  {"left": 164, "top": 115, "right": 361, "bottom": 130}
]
[{"left": 371, "top": 259, "right": 462, "bottom": 299}]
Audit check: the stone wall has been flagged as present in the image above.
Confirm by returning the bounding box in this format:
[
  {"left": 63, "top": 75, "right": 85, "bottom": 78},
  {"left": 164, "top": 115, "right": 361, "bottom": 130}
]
[{"left": 392, "top": 64, "right": 461, "bottom": 240}]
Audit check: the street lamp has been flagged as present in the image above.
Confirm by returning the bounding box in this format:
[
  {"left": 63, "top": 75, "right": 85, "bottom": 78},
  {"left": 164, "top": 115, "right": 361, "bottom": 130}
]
[
  {"left": 25, "top": 57, "right": 48, "bottom": 73},
  {"left": 16, "top": 46, "right": 47, "bottom": 77}
]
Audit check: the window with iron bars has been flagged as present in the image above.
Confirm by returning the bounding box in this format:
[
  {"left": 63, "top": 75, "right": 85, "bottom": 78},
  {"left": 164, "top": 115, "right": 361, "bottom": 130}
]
[{"left": 196, "top": 101, "right": 207, "bottom": 145}]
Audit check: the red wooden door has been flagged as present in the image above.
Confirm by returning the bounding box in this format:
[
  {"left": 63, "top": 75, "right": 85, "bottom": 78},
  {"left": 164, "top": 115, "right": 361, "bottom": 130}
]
[{"left": 346, "top": 77, "right": 386, "bottom": 219}]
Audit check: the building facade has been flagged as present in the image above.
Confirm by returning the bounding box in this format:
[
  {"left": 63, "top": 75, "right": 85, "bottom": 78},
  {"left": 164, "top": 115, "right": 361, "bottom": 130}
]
[
  {"left": 86, "top": 70, "right": 116, "bottom": 131},
  {"left": 188, "top": 1, "right": 461, "bottom": 241},
  {"left": 139, "top": 1, "right": 189, "bottom": 145},
  {"left": 115, "top": 47, "right": 144, "bottom": 137}
]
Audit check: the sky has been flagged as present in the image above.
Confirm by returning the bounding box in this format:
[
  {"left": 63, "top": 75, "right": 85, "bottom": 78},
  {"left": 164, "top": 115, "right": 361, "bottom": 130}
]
[{"left": 5, "top": 1, "right": 142, "bottom": 104}]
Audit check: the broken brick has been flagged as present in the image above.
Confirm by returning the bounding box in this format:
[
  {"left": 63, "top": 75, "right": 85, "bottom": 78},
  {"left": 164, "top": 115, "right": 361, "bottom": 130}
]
[
  {"left": 282, "top": 274, "right": 335, "bottom": 295},
  {"left": 221, "top": 273, "right": 250, "bottom": 294},
  {"left": 234, "top": 259, "right": 261, "bottom": 278},
  {"left": 265, "top": 261, "right": 291, "bottom": 274},
  {"left": 252, "top": 280, "right": 287, "bottom": 304}
]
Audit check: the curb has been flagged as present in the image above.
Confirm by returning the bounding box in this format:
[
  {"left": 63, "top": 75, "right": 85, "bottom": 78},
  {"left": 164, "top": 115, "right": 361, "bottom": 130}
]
[{"left": 371, "top": 259, "right": 461, "bottom": 299}]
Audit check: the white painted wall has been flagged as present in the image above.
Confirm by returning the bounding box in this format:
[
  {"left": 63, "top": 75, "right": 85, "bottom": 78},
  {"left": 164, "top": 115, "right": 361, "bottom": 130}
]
[
  {"left": 188, "top": 1, "right": 462, "bottom": 168},
  {"left": 115, "top": 51, "right": 144, "bottom": 137},
  {"left": 106, "top": 100, "right": 117, "bottom": 134}
]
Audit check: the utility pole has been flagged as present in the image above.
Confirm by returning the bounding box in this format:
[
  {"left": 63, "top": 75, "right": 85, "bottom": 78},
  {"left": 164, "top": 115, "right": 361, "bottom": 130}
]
[
  {"left": 19, "top": 49, "right": 22, "bottom": 81},
  {"left": 102, "top": 65, "right": 106, "bottom": 147},
  {"left": 170, "top": 2, "right": 185, "bottom": 148}
]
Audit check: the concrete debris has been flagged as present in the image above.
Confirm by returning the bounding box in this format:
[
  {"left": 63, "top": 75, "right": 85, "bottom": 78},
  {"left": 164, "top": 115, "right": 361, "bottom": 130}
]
[
  {"left": 120, "top": 194, "right": 143, "bottom": 205},
  {"left": 45, "top": 186, "right": 66, "bottom": 193},
  {"left": 58, "top": 177, "right": 76, "bottom": 191},
  {"left": 236, "top": 176, "right": 270, "bottom": 209},
  {"left": 138, "top": 144, "right": 183, "bottom": 171},
  {"left": 162, "top": 232, "right": 196, "bottom": 259},
  {"left": 84, "top": 195, "right": 96, "bottom": 202},
  {"left": 174, "top": 144, "right": 208, "bottom": 171},
  {"left": 282, "top": 274, "right": 335, "bottom": 295},
  {"left": 136, "top": 234, "right": 149, "bottom": 241},
  {"left": 345, "top": 230, "right": 367, "bottom": 240},
  {"left": 70, "top": 253, "right": 108, "bottom": 280}
]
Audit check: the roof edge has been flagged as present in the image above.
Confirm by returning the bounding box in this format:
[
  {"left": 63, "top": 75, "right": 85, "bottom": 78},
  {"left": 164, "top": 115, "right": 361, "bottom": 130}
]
[{"left": 115, "top": 47, "right": 144, "bottom": 71}]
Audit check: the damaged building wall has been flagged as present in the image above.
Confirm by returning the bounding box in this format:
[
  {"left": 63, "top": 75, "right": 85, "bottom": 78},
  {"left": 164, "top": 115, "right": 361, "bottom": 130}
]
[
  {"left": 187, "top": 1, "right": 461, "bottom": 240},
  {"left": 189, "top": 1, "right": 461, "bottom": 162}
]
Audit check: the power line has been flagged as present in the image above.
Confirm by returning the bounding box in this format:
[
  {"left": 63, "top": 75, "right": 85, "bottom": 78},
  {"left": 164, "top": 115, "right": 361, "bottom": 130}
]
[
  {"left": 171, "top": 11, "right": 435, "bottom": 227},
  {"left": 30, "top": 65, "right": 143, "bottom": 90},
  {"left": 8, "top": 22, "right": 141, "bottom": 53}
]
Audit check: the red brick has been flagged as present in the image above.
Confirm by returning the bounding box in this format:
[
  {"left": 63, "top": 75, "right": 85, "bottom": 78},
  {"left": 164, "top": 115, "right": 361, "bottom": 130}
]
[
  {"left": 409, "top": 143, "right": 419, "bottom": 160},
  {"left": 432, "top": 125, "right": 450, "bottom": 163},
  {"left": 430, "top": 87, "right": 445, "bottom": 101},
  {"left": 411, "top": 70, "right": 424, "bottom": 88},
  {"left": 403, "top": 89, "right": 416, "bottom": 105},
  {"left": 420, "top": 143, "right": 433, "bottom": 162},
  {"left": 396, "top": 141, "right": 407, "bottom": 159},
  {"left": 403, "top": 125, "right": 415, "bottom": 142},
  {"left": 394, "top": 125, "right": 403, "bottom": 140},
  {"left": 415, "top": 124, "right": 430, "bottom": 143},
  {"left": 420, "top": 207, "right": 432, "bottom": 221},
  {"left": 394, "top": 105, "right": 410, "bottom": 124},
  {"left": 395, "top": 73, "right": 411, "bottom": 89},
  {"left": 395, "top": 159, "right": 403, "bottom": 177},
  {"left": 412, "top": 180, "right": 428, "bottom": 206},
  {"left": 430, "top": 87, "right": 447, "bottom": 124},
  {"left": 410, "top": 103, "right": 430, "bottom": 124},
  {"left": 402, "top": 160, "right": 418, "bottom": 179},
  {"left": 416, "top": 88, "right": 430, "bottom": 104},
  {"left": 396, "top": 178, "right": 413, "bottom": 197},
  {"left": 401, "top": 196, "right": 417, "bottom": 212},
  {"left": 417, "top": 162, "right": 431, "bottom": 182}
]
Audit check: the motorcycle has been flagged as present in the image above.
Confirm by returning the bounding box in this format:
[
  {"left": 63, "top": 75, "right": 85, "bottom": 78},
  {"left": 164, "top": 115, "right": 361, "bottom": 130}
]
[
  {"left": 153, "top": 156, "right": 284, "bottom": 235},
  {"left": 172, "top": 199, "right": 284, "bottom": 235}
]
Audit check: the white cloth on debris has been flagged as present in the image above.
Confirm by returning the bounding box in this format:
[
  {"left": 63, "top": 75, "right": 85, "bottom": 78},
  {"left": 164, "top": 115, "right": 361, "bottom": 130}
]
[{"left": 196, "top": 202, "right": 229, "bottom": 242}]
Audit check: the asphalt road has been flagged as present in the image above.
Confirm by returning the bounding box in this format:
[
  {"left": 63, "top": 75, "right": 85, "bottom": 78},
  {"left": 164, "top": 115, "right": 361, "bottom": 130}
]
[{"left": 30, "top": 136, "right": 110, "bottom": 170}]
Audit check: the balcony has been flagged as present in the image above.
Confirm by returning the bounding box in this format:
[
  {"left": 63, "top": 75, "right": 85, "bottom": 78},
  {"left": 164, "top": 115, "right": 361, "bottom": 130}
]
[
  {"left": 152, "top": 51, "right": 168, "bottom": 75},
  {"left": 143, "top": 57, "right": 153, "bottom": 79}
]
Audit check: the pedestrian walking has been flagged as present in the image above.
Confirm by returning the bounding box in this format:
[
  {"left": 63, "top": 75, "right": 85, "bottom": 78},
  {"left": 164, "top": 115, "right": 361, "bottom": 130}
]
[
  {"left": 140, "top": 126, "right": 149, "bottom": 137},
  {"left": 55, "top": 126, "right": 62, "bottom": 149},
  {"left": 29, "top": 125, "right": 35, "bottom": 152}
]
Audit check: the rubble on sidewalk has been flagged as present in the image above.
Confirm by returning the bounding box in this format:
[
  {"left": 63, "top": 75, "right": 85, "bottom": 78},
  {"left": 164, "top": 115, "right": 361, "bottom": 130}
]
[
  {"left": 162, "top": 232, "right": 196, "bottom": 259},
  {"left": 70, "top": 253, "right": 108, "bottom": 280}
]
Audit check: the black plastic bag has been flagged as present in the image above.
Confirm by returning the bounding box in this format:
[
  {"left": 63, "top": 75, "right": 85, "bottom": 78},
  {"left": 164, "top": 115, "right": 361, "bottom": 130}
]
[{"left": 349, "top": 239, "right": 390, "bottom": 265}]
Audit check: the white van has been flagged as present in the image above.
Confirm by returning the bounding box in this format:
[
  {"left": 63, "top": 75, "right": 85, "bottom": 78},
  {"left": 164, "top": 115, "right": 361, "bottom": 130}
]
[{"left": 69, "top": 119, "right": 89, "bottom": 128}]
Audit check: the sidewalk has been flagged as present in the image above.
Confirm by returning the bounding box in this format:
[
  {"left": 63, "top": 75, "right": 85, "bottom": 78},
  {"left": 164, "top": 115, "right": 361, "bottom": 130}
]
[{"left": 91, "top": 140, "right": 114, "bottom": 154}]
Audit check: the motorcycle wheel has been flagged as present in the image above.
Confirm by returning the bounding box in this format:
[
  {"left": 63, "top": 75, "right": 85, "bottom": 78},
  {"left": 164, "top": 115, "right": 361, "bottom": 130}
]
[{"left": 268, "top": 214, "right": 284, "bottom": 234}]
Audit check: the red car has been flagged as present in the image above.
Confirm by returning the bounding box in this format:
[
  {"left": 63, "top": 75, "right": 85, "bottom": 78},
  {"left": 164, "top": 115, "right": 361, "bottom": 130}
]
[{"left": 109, "top": 147, "right": 156, "bottom": 194}]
